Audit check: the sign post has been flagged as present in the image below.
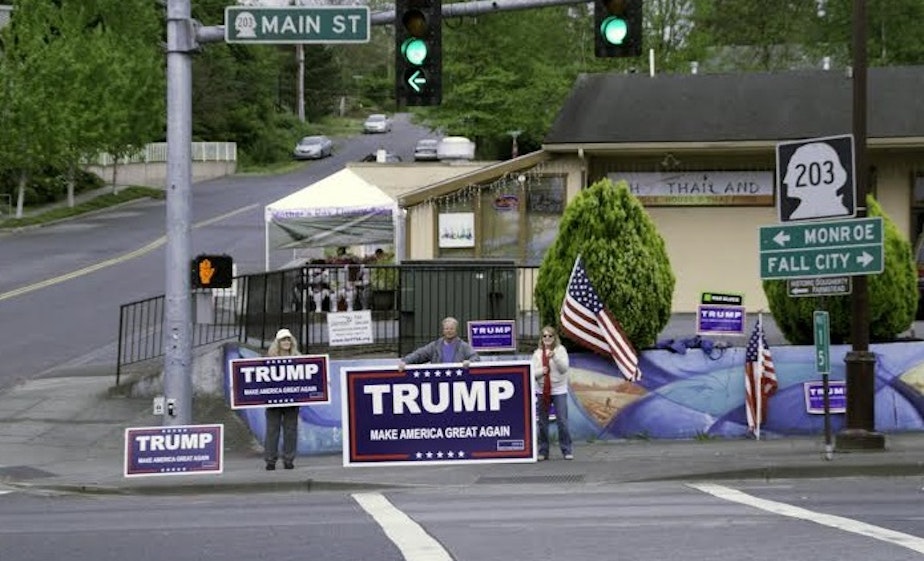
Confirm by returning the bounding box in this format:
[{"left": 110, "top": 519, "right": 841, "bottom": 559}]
[{"left": 813, "top": 310, "right": 834, "bottom": 460}]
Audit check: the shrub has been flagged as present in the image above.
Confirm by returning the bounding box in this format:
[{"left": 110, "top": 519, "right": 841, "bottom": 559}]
[
  {"left": 534, "top": 178, "right": 675, "bottom": 349},
  {"left": 763, "top": 196, "right": 917, "bottom": 344}
]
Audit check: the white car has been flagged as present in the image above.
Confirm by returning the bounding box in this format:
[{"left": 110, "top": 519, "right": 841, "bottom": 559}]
[
  {"left": 363, "top": 114, "right": 391, "bottom": 134},
  {"left": 293, "top": 135, "right": 333, "bottom": 160}
]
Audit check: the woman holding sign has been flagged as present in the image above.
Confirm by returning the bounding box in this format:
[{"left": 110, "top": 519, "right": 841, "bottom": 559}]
[
  {"left": 532, "top": 326, "right": 572, "bottom": 461},
  {"left": 264, "top": 328, "right": 301, "bottom": 470}
]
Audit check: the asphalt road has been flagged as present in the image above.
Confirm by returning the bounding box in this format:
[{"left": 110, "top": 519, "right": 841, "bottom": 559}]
[
  {"left": 1, "top": 478, "right": 921, "bottom": 560},
  {"left": 0, "top": 114, "right": 433, "bottom": 390}
]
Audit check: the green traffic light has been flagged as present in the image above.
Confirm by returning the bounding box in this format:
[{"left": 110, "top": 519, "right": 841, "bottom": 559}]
[
  {"left": 401, "top": 38, "right": 428, "bottom": 66},
  {"left": 601, "top": 16, "right": 628, "bottom": 45}
]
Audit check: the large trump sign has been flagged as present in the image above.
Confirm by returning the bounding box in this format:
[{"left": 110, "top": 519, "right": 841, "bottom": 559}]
[{"left": 341, "top": 361, "right": 536, "bottom": 466}]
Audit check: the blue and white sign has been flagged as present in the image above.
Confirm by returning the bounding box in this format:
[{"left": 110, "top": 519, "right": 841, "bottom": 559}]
[
  {"left": 341, "top": 361, "right": 536, "bottom": 466},
  {"left": 803, "top": 380, "right": 847, "bottom": 414},
  {"left": 696, "top": 304, "right": 746, "bottom": 336},
  {"left": 467, "top": 320, "right": 517, "bottom": 352},
  {"left": 124, "top": 424, "right": 223, "bottom": 477},
  {"left": 229, "top": 354, "right": 330, "bottom": 409}
]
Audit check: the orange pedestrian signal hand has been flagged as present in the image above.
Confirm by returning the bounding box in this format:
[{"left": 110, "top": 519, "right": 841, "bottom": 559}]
[
  {"left": 191, "top": 254, "right": 233, "bottom": 289},
  {"left": 198, "top": 259, "right": 216, "bottom": 285}
]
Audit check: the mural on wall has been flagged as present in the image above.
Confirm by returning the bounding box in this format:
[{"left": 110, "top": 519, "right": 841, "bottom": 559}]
[{"left": 224, "top": 341, "right": 924, "bottom": 455}]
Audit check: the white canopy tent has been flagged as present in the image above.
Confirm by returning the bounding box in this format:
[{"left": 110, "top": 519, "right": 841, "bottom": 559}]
[{"left": 263, "top": 169, "right": 403, "bottom": 270}]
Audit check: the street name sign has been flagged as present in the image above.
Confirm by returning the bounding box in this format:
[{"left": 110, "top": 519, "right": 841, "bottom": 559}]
[
  {"left": 759, "top": 217, "right": 883, "bottom": 280},
  {"left": 776, "top": 134, "right": 856, "bottom": 222},
  {"left": 787, "top": 276, "right": 852, "bottom": 298},
  {"left": 225, "top": 7, "right": 371, "bottom": 44}
]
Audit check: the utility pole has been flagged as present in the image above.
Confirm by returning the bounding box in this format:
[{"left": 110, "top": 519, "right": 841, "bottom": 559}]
[
  {"left": 836, "top": 0, "right": 884, "bottom": 451},
  {"left": 162, "top": 0, "right": 195, "bottom": 426}
]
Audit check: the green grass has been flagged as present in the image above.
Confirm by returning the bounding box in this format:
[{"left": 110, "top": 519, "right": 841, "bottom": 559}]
[{"left": 0, "top": 186, "right": 165, "bottom": 229}]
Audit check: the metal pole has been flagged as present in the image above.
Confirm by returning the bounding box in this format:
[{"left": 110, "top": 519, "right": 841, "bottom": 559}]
[
  {"left": 296, "top": 44, "right": 306, "bottom": 122},
  {"left": 163, "top": 0, "right": 195, "bottom": 426},
  {"left": 836, "top": 0, "right": 884, "bottom": 451}
]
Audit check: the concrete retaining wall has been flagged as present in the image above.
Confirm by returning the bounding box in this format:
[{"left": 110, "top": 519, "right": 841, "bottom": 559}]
[{"left": 85, "top": 161, "right": 237, "bottom": 188}]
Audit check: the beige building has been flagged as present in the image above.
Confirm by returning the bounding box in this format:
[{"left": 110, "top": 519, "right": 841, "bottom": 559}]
[{"left": 398, "top": 67, "right": 924, "bottom": 313}]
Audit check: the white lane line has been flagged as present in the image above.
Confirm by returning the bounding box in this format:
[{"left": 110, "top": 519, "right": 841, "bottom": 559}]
[
  {"left": 689, "top": 483, "right": 924, "bottom": 554},
  {"left": 352, "top": 493, "right": 453, "bottom": 561},
  {"left": 0, "top": 204, "right": 257, "bottom": 302}
]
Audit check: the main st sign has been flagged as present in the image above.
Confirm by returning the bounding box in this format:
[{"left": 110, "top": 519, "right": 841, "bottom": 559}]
[
  {"left": 759, "top": 217, "right": 883, "bottom": 279},
  {"left": 225, "top": 6, "right": 371, "bottom": 44}
]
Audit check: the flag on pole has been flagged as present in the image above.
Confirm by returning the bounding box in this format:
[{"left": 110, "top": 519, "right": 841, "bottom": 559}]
[
  {"left": 560, "top": 255, "right": 640, "bottom": 381},
  {"left": 744, "top": 314, "right": 778, "bottom": 437}
]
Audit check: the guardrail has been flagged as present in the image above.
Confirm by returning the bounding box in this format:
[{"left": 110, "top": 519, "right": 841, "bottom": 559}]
[{"left": 115, "top": 264, "right": 543, "bottom": 384}]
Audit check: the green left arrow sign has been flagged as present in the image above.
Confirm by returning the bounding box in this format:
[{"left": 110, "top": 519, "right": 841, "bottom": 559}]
[{"left": 407, "top": 70, "right": 427, "bottom": 93}]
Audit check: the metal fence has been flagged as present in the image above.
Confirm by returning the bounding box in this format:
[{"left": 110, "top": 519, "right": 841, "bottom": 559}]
[{"left": 116, "top": 263, "right": 542, "bottom": 384}]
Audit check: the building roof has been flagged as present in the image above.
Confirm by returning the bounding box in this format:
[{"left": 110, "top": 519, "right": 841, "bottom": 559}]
[{"left": 544, "top": 66, "right": 924, "bottom": 147}]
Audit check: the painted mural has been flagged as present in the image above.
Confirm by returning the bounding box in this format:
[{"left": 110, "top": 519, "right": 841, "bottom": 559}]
[{"left": 223, "top": 341, "right": 924, "bottom": 456}]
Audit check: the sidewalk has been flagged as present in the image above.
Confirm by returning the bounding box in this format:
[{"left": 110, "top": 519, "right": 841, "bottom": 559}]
[{"left": 1, "top": 366, "right": 921, "bottom": 496}]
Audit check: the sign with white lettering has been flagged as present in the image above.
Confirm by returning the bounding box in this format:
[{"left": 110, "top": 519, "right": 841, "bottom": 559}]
[
  {"left": 608, "top": 171, "right": 773, "bottom": 206},
  {"left": 225, "top": 7, "right": 370, "bottom": 44},
  {"left": 467, "top": 320, "right": 517, "bottom": 352},
  {"left": 328, "top": 310, "right": 374, "bottom": 347},
  {"left": 124, "top": 424, "right": 223, "bottom": 477},
  {"left": 759, "top": 217, "right": 883, "bottom": 279},
  {"left": 696, "top": 304, "right": 746, "bottom": 336},
  {"left": 803, "top": 380, "right": 847, "bottom": 414},
  {"left": 777, "top": 134, "right": 856, "bottom": 222},
  {"left": 701, "top": 292, "right": 744, "bottom": 305},
  {"left": 341, "top": 361, "right": 536, "bottom": 466},
  {"left": 787, "top": 276, "right": 852, "bottom": 297},
  {"left": 229, "top": 354, "right": 330, "bottom": 409}
]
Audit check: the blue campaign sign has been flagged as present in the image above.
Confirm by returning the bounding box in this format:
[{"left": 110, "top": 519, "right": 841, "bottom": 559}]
[
  {"left": 229, "top": 354, "right": 330, "bottom": 409},
  {"left": 467, "top": 319, "right": 517, "bottom": 352},
  {"left": 341, "top": 360, "right": 536, "bottom": 466},
  {"left": 803, "top": 380, "right": 847, "bottom": 414},
  {"left": 696, "top": 304, "right": 746, "bottom": 336},
  {"left": 124, "top": 424, "right": 223, "bottom": 477}
]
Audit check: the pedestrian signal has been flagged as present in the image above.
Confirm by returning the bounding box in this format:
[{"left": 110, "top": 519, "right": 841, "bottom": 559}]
[{"left": 191, "top": 254, "right": 233, "bottom": 289}]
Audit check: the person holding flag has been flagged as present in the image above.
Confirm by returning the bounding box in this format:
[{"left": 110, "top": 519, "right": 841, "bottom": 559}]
[
  {"left": 559, "top": 255, "right": 641, "bottom": 382},
  {"left": 745, "top": 314, "right": 778, "bottom": 439},
  {"left": 531, "top": 326, "right": 573, "bottom": 461}
]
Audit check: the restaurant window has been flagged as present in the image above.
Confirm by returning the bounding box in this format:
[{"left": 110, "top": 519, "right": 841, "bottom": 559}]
[{"left": 478, "top": 175, "right": 565, "bottom": 265}]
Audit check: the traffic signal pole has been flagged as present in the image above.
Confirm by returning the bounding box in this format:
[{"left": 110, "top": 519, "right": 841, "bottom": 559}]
[
  {"left": 163, "top": 0, "right": 195, "bottom": 426},
  {"left": 836, "top": 0, "right": 884, "bottom": 451}
]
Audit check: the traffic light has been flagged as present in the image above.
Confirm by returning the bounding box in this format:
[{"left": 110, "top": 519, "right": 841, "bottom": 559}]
[
  {"left": 395, "top": 0, "right": 442, "bottom": 106},
  {"left": 191, "top": 254, "right": 234, "bottom": 289},
  {"left": 595, "top": 0, "right": 643, "bottom": 58}
]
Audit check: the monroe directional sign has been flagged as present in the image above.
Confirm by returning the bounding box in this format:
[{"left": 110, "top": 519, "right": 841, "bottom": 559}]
[
  {"left": 225, "top": 6, "right": 370, "bottom": 44},
  {"left": 759, "top": 217, "right": 883, "bottom": 279}
]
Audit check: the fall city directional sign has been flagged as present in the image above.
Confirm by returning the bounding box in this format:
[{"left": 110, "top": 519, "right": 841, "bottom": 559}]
[
  {"left": 759, "top": 217, "right": 883, "bottom": 280},
  {"left": 225, "top": 6, "right": 370, "bottom": 44}
]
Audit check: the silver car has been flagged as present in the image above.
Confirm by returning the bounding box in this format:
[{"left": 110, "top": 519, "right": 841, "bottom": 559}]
[
  {"left": 363, "top": 114, "right": 391, "bottom": 134},
  {"left": 413, "top": 139, "right": 440, "bottom": 161},
  {"left": 293, "top": 135, "right": 333, "bottom": 160}
]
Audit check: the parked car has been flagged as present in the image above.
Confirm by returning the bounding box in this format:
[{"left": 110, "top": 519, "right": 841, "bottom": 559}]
[
  {"left": 363, "top": 114, "right": 391, "bottom": 134},
  {"left": 293, "top": 135, "right": 333, "bottom": 160},
  {"left": 413, "top": 139, "right": 440, "bottom": 161}
]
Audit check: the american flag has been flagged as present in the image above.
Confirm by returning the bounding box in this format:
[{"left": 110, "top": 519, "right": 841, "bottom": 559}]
[
  {"left": 559, "top": 256, "right": 640, "bottom": 381},
  {"left": 744, "top": 315, "right": 778, "bottom": 434}
]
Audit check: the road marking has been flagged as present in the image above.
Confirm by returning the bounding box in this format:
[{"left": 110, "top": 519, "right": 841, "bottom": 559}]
[
  {"left": 689, "top": 483, "right": 924, "bottom": 554},
  {"left": 352, "top": 492, "right": 452, "bottom": 561},
  {"left": 0, "top": 204, "right": 257, "bottom": 302}
]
